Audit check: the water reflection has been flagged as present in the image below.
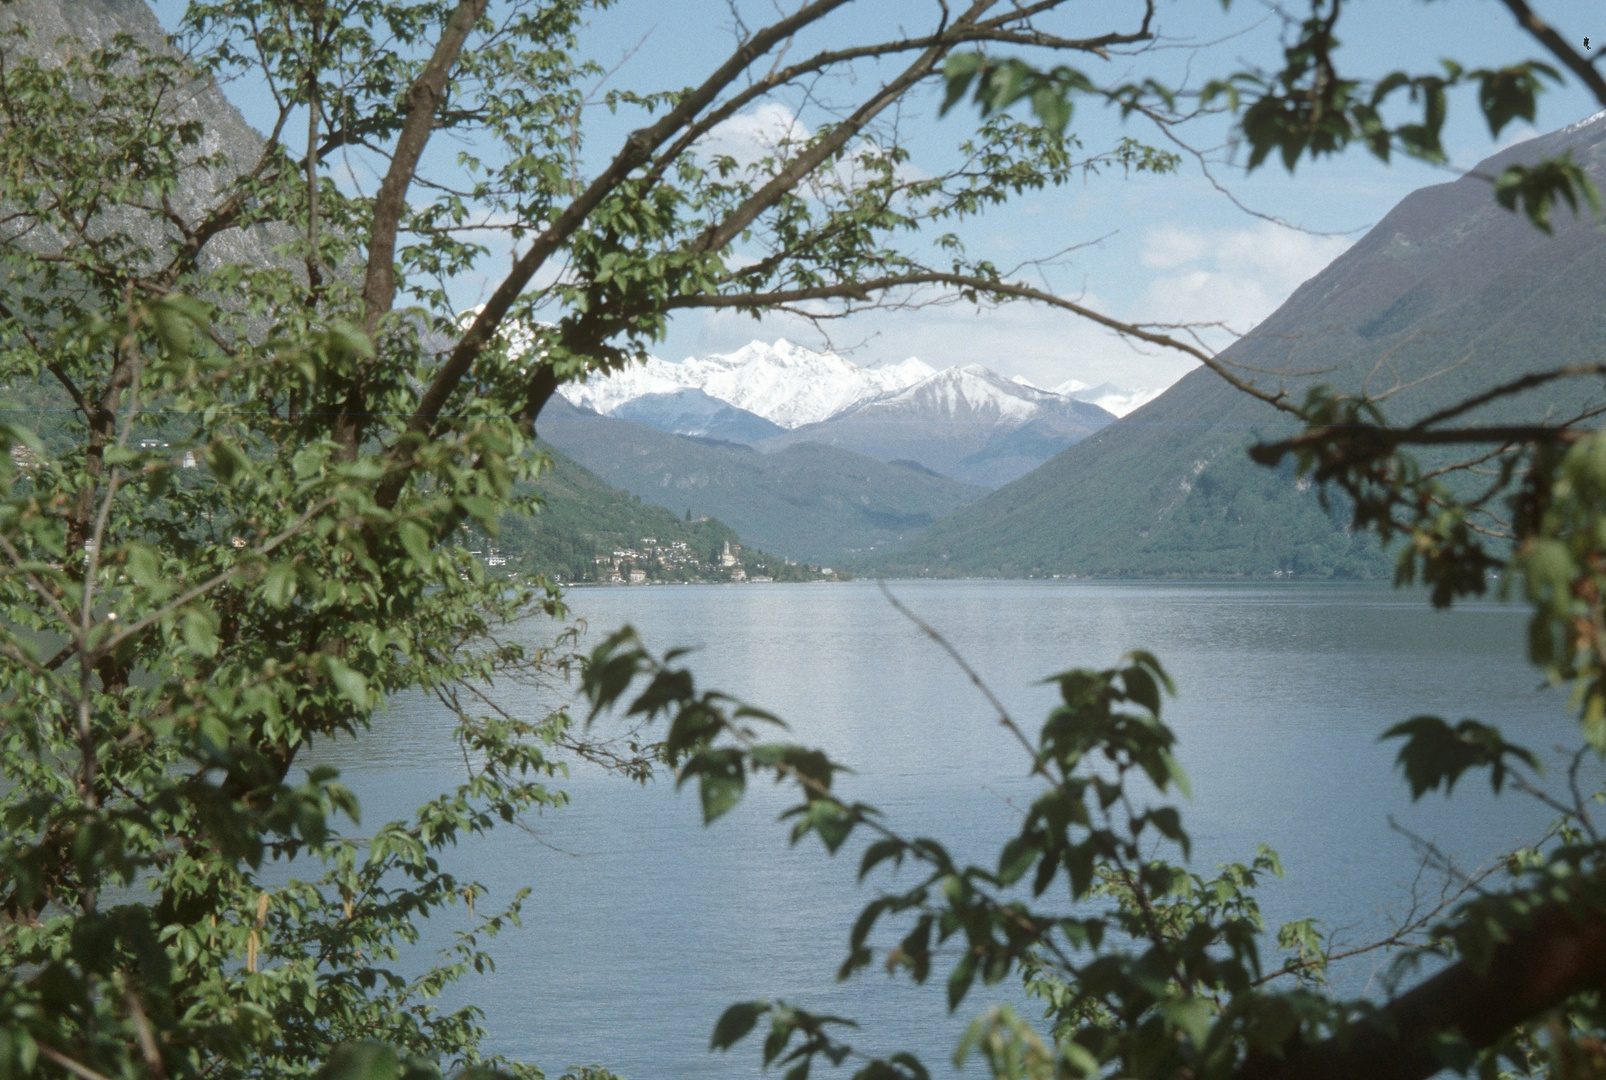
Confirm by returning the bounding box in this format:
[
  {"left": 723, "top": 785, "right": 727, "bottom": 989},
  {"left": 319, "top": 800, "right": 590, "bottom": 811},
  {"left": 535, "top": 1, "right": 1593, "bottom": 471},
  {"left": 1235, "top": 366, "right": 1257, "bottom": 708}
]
[{"left": 304, "top": 580, "right": 1585, "bottom": 1079}]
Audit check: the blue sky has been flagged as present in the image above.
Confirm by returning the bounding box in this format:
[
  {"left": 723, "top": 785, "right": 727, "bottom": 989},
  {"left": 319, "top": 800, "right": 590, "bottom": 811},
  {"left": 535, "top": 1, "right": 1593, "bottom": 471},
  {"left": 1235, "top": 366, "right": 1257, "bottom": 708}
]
[{"left": 158, "top": 0, "right": 1606, "bottom": 394}]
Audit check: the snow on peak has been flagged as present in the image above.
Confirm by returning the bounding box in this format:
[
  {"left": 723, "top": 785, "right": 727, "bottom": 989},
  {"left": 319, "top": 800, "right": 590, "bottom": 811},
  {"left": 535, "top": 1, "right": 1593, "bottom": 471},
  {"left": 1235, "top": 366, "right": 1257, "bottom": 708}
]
[
  {"left": 557, "top": 339, "right": 933, "bottom": 428},
  {"left": 845, "top": 364, "right": 1067, "bottom": 425},
  {"left": 549, "top": 333, "right": 1166, "bottom": 426},
  {"left": 1057, "top": 381, "right": 1162, "bottom": 417},
  {"left": 1560, "top": 108, "right": 1606, "bottom": 137}
]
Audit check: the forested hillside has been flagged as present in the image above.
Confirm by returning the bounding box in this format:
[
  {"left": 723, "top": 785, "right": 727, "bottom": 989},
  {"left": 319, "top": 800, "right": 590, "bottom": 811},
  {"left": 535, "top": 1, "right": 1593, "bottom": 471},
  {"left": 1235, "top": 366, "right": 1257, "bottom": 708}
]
[
  {"left": 501, "top": 445, "right": 822, "bottom": 584},
  {"left": 875, "top": 115, "right": 1606, "bottom": 578},
  {"left": 538, "top": 397, "right": 986, "bottom": 562}
]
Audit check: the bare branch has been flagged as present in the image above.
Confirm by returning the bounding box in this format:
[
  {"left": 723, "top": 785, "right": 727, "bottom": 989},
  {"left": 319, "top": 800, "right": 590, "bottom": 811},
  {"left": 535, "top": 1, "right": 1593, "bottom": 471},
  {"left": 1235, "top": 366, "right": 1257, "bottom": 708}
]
[{"left": 666, "top": 269, "right": 1301, "bottom": 414}]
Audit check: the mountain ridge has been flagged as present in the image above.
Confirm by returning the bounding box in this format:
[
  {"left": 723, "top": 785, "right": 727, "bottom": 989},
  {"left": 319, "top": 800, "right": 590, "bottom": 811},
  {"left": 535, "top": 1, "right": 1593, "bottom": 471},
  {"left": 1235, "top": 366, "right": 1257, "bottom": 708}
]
[
  {"left": 757, "top": 365, "right": 1115, "bottom": 487},
  {"left": 869, "top": 115, "right": 1606, "bottom": 578},
  {"left": 556, "top": 338, "right": 1128, "bottom": 485},
  {"left": 535, "top": 396, "right": 987, "bottom": 562}
]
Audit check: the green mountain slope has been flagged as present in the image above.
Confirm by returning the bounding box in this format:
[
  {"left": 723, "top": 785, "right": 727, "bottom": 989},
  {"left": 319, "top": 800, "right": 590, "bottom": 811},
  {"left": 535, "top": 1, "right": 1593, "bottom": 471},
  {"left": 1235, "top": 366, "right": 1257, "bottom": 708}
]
[
  {"left": 497, "top": 445, "right": 734, "bottom": 581},
  {"left": 536, "top": 397, "right": 986, "bottom": 563},
  {"left": 873, "top": 116, "right": 1606, "bottom": 578},
  {"left": 485, "top": 444, "right": 828, "bottom": 584}
]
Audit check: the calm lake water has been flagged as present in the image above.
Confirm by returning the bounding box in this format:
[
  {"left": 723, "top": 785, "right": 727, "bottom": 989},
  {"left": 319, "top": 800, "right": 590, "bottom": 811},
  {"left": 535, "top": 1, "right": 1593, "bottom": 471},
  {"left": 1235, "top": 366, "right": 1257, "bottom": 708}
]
[{"left": 307, "top": 579, "right": 1590, "bottom": 1079}]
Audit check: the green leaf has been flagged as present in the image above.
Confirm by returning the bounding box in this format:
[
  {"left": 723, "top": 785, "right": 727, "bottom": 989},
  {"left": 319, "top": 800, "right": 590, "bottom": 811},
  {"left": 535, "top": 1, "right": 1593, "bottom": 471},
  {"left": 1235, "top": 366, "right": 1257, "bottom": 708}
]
[
  {"left": 316, "top": 1043, "right": 399, "bottom": 1080},
  {"left": 124, "top": 543, "right": 163, "bottom": 590},
  {"left": 1494, "top": 154, "right": 1601, "bottom": 233},
  {"left": 941, "top": 53, "right": 983, "bottom": 116},
  {"left": 859, "top": 838, "right": 905, "bottom": 881},
  {"left": 261, "top": 562, "right": 298, "bottom": 608},
  {"left": 204, "top": 440, "right": 252, "bottom": 485},
  {"left": 456, "top": 495, "right": 499, "bottom": 532},
  {"left": 182, "top": 609, "right": 218, "bottom": 658},
  {"left": 1161, "top": 995, "right": 1213, "bottom": 1046},
  {"left": 946, "top": 951, "right": 977, "bottom": 1011},
  {"left": 682, "top": 748, "right": 745, "bottom": 823},
  {"left": 148, "top": 293, "right": 210, "bottom": 357},
  {"left": 996, "top": 835, "right": 1038, "bottom": 886},
  {"left": 326, "top": 321, "right": 376, "bottom": 361},
  {"left": 710, "top": 1001, "right": 767, "bottom": 1050},
  {"left": 398, "top": 522, "right": 433, "bottom": 567},
  {"left": 325, "top": 658, "right": 370, "bottom": 709},
  {"left": 1381, "top": 716, "right": 1539, "bottom": 798}
]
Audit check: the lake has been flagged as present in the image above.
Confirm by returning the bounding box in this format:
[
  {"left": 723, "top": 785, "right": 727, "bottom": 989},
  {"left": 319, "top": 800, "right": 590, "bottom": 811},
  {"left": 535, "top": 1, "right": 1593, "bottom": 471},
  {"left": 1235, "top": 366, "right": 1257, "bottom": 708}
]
[{"left": 307, "top": 579, "right": 1590, "bottom": 1079}]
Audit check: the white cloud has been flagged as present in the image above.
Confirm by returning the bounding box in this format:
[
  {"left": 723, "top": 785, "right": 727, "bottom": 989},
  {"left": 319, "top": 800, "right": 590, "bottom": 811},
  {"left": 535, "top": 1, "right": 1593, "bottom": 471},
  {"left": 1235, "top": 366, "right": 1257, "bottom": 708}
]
[
  {"left": 1136, "top": 221, "right": 1350, "bottom": 339},
  {"left": 695, "top": 102, "right": 809, "bottom": 170},
  {"left": 1139, "top": 224, "right": 1212, "bottom": 270},
  {"left": 695, "top": 104, "right": 922, "bottom": 194}
]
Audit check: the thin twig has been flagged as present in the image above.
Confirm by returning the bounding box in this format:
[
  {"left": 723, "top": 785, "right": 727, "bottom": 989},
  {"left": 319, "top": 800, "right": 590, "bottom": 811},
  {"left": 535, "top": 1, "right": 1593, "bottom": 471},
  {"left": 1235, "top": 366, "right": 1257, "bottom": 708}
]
[{"left": 877, "top": 580, "right": 1044, "bottom": 774}]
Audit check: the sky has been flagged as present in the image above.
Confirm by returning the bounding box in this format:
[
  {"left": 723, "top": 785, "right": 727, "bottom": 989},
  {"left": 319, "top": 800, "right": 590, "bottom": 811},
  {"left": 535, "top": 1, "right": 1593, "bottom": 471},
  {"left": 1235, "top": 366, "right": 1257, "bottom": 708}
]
[{"left": 157, "top": 0, "right": 1606, "bottom": 396}]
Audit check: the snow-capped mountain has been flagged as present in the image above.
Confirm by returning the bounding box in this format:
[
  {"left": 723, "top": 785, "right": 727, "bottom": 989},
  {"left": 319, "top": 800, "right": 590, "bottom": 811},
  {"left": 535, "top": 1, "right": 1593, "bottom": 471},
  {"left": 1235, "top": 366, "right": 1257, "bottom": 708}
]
[
  {"left": 764, "top": 365, "right": 1114, "bottom": 487},
  {"left": 558, "top": 339, "right": 934, "bottom": 429},
  {"left": 866, "top": 365, "right": 1092, "bottom": 425},
  {"left": 1011, "top": 375, "right": 1160, "bottom": 418},
  {"left": 552, "top": 338, "right": 1127, "bottom": 487},
  {"left": 1049, "top": 379, "right": 1163, "bottom": 418}
]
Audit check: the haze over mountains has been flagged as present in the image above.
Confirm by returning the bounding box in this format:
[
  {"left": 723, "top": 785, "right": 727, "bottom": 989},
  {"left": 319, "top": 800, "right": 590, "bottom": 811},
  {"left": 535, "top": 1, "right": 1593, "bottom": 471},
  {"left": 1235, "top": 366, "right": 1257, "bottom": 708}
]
[{"left": 874, "top": 112, "right": 1606, "bottom": 577}]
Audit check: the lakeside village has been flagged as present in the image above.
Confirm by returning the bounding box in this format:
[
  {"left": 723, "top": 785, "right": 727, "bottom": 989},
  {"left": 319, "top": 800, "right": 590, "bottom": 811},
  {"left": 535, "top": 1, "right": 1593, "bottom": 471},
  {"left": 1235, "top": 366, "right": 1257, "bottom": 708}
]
[{"left": 470, "top": 537, "right": 843, "bottom": 586}]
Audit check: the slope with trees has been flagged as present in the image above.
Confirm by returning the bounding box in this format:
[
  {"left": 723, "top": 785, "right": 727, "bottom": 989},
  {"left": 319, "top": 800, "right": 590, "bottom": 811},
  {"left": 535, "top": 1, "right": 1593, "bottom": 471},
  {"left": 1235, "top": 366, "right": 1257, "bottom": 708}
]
[
  {"left": 538, "top": 397, "right": 987, "bottom": 563},
  {"left": 876, "top": 114, "right": 1606, "bottom": 578}
]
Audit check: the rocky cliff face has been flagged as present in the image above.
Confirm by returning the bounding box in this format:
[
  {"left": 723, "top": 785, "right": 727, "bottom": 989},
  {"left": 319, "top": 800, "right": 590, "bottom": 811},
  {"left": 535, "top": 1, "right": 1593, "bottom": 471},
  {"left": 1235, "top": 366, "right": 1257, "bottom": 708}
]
[{"left": 1, "top": 0, "right": 292, "bottom": 276}]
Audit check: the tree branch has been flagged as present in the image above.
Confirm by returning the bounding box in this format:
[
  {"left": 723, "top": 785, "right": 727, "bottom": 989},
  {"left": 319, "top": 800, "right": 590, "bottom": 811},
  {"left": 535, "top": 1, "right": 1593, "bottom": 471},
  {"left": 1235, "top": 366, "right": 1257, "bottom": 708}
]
[
  {"left": 377, "top": 0, "right": 857, "bottom": 507},
  {"left": 1497, "top": 0, "right": 1606, "bottom": 108},
  {"left": 665, "top": 269, "right": 1300, "bottom": 414},
  {"left": 360, "top": 0, "right": 488, "bottom": 338},
  {"left": 1237, "top": 887, "right": 1606, "bottom": 1080}
]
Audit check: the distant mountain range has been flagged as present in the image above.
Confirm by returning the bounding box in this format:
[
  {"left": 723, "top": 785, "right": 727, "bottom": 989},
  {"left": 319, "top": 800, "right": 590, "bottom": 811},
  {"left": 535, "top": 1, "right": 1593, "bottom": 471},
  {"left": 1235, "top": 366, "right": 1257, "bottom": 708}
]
[
  {"left": 1040, "top": 378, "right": 1163, "bottom": 418},
  {"left": 760, "top": 364, "right": 1112, "bottom": 488},
  {"left": 536, "top": 396, "right": 985, "bottom": 562},
  {"left": 610, "top": 388, "right": 787, "bottom": 444},
  {"left": 870, "top": 113, "right": 1606, "bottom": 578},
  {"left": 555, "top": 338, "right": 1130, "bottom": 487},
  {"left": 561, "top": 339, "right": 935, "bottom": 427}
]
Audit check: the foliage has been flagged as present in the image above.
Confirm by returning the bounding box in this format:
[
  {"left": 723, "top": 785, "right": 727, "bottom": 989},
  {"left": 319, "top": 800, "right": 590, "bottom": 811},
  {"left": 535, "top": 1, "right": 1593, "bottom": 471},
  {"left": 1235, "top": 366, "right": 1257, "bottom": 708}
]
[
  {"left": 656, "top": 5, "right": 1606, "bottom": 1080},
  {"left": 592, "top": 5, "right": 1606, "bottom": 1080},
  {"left": 580, "top": 574, "right": 1606, "bottom": 1079},
  {"left": 942, "top": 0, "right": 1598, "bottom": 231},
  {"left": 10, "top": 1, "right": 1606, "bottom": 1080}
]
